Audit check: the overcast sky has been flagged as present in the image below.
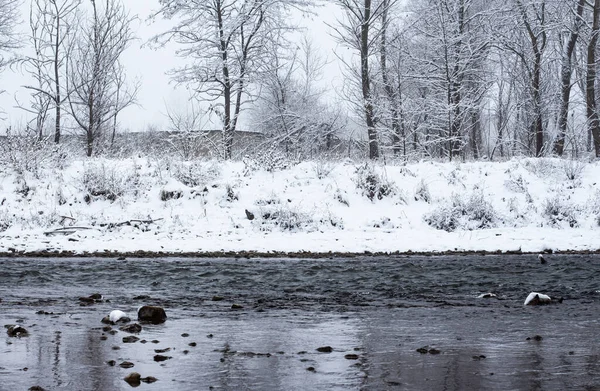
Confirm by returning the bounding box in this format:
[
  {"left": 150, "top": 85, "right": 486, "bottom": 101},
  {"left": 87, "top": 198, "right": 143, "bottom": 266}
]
[{"left": 0, "top": 0, "right": 344, "bottom": 134}]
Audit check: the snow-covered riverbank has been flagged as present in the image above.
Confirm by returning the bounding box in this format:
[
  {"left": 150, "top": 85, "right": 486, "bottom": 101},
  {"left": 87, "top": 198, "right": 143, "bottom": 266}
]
[{"left": 1, "top": 157, "right": 598, "bottom": 255}]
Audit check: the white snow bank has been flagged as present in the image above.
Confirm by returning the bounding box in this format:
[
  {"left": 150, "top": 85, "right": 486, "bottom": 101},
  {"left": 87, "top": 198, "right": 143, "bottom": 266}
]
[{"left": 0, "top": 157, "right": 598, "bottom": 255}]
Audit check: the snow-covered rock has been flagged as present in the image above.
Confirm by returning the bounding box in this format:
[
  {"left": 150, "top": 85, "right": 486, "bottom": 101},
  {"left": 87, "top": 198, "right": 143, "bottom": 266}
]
[
  {"left": 109, "top": 310, "right": 129, "bottom": 323},
  {"left": 524, "top": 292, "right": 552, "bottom": 306}
]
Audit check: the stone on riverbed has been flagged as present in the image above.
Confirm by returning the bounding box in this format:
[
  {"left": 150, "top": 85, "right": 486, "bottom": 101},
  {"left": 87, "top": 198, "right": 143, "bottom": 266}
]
[
  {"left": 138, "top": 306, "right": 167, "bottom": 324},
  {"left": 119, "top": 323, "right": 142, "bottom": 334},
  {"left": 123, "top": 335, "right": 140, "bottom": 343},
  {"left": 524, "top": 292, "right": 552, "bottom": 306},
  {"left": 6, "top": 325, "right": 28, "bottom": 337},
  {"left": 101, "top": 310, "right": 130, "bottom": 325},
  {"left": 123, "top": 372, "right": 141, "bottom": 386}
]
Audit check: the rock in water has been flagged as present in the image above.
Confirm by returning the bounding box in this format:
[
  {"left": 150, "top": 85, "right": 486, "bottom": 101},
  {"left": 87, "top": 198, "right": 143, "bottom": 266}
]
[
  {"left": 138, "top": 306, "right": 167, "bottom": 324},
  {"left": 109, "top": 310, "right": 130, "bottom": 324},
  {"left": 6, "top": 325, "right": 28, "bottom": 337},
  {"left": 120, "top": 323, "right": 142, "bottom": 333},
  {"left": 538, "top": 254, "right": 547, "bottom": 264},
  {"left": 123, "top": 372, "right": 141, "bottom": 387},
  {"left": 524, "top": 292, "right": 552, "bottom": 306}
]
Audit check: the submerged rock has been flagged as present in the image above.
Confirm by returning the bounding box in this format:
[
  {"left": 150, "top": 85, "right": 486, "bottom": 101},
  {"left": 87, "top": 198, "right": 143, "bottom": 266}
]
[
  {"left": 123, "top": 336, "right": 140, "bottom": 343},
  {"left": 120, "top": 323, "right": 142, "bottom": 334},
  {"left": 316, "top": 346, "right": 333, "bottom": 353},
  {"left": 119, "top": 361, "right": 135, "bottom": 369},
  {"left": 153, "top": 354, "right": 171, "bottom": 362},
  {"left": 138, "top": 306, "right": 167, "bottom": 324},
  {"left": 141, "top": 376, "right": 158, "bottom": 384}
]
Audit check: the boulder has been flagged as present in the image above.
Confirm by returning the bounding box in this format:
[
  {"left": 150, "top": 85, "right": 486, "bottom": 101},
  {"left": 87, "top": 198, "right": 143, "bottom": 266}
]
[
  {"left": 524, "top": 292, "right": 551, "bottom": 306},
  {"left": 123, "top": 372, "right": 141, "bottom": 387},
  {"left": 6, "top": 325, "right": 28, "bottom": 337},
  {"left": 109, "top": 310, "right": 130, "bottom": 324},
  {"left": 138, "top": 306, "right": 167, "bottom": 324}
]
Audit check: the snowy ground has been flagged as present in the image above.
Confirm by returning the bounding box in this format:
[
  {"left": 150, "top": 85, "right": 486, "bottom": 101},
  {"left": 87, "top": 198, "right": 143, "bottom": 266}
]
[{"left": 0, "top": 156, "right": 599, "bottom": 255}]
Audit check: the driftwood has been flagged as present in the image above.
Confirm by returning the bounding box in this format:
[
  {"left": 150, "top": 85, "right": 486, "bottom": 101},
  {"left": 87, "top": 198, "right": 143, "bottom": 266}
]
[
  {"left": 113, "top": 218, "right": 164, "bottom": 227},
  {"left": 43, "top": 218, "right": 163, "bottom": 236},
  {"left": 44, "top": 227, "right": 92, "bottom": 236}
]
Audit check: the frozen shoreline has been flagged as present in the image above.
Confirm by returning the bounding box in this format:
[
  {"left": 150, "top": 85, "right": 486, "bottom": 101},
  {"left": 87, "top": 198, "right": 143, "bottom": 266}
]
[{"left": 1, "top": 226, "right": 599, "bottom": 258}]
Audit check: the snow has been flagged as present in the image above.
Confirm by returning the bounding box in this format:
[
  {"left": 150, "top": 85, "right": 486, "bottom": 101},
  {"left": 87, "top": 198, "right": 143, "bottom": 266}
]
[
  {"left": 0, "top": 157, "right": 598, "bottom": 255},
  {"left": 109, "top": 310, "right": 128, "bottom": 323},
  {"left": 524, "top": 292, "right": 552, "bottom": 306}
]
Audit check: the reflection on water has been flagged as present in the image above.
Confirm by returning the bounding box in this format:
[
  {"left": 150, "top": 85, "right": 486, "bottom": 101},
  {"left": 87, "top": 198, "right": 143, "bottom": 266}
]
[{"left": 0, "top": 255, "right": 599, "bottom": 390}]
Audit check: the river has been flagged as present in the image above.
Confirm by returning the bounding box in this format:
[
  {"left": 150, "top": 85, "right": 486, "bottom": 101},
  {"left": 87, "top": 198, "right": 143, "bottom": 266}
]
[{"left": 1, "top": 254, "right": 599, "bottom": 390}]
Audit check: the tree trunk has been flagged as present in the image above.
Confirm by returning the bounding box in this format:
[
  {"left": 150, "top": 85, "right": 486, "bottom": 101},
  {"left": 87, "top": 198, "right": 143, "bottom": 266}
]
[
  {"left": 587, "top": 0, "right": 600, "bottom": 158},
  {"left": 516, "top": 0, "right": 546, "bottom": 157},
  {"left": 53, "top": 1, "right": 61, "bottom": 144},
  {"left": 446, "top": 0, "right": 465, "bottom": 160},
  {"left": 554, "top": 0, "right": 585, "bottom": 156},
  {"left": 533, "top": 53, "right": 544, "bottom": 157},
  {"left": 361, "top": 0, "right": 379, "bottom": 159},
  {"left": 217, "top": 3, "right": 233, "bottom": 160},
  {"left": 380, "top": 0, "right": 401, "bottom": 155}
]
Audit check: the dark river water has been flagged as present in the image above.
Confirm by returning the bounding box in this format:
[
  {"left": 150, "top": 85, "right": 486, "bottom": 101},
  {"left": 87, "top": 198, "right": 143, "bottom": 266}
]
[{"left": 0, "top": 255, "right": 599, "bottom": 391}]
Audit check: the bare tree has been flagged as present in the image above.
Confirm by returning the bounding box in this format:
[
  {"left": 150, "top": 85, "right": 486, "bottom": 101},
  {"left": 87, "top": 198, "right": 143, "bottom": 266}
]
[
  {"left": 151, "top": 0, "right": 314, "bottom": 160},
  {"left": 513, "top": 0, "right": 548, "bottom": 157},
  {"left": 332, "top": 0, "right": 393, "bottom": 160},
  {"left": 67, "top": 0, "right": 138, "bottom": 157},
  {"left": 554, "top": 0, "right": 585, "bottom": 156},
  {"left": 587, "top": 0, "right": 600, "bottom": 157},
  {"left": 20, "top": 0, "right": 80, "bottom": 143},
  {"left": 252, "top": 35, "right": 343, "bottom": 158},
  {"left": 0, "top": 0, "right": 21, "bottom": 87}
]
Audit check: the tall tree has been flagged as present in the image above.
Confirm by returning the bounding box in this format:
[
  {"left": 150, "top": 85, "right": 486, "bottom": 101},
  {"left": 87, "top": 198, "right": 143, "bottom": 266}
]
[
  {"left": 67, "top": 0, "right": 137, "bottom": 157},
  {"left": 332, "top": 0, "right": 396, "bottom": 159},
  {"left": 553, "top": 0, "right": 585, "bottom": 156},
  {"left": 514, "top": 0, "right": 548, "bottom": 157},
  {"left": 22, "top": 0, "right": 81, "bottom": 143},
  {"left": 587, "top": 0, "right": 600, "bottom": 157},
  {"left": 0, "top": 0, "right": 21, "bottom": 83},
  {"left": 400, "top": 0, "right": 490, "bottom": 160},
  {"left": 152, "top": 0, "right": 313, "bottom": 160}
]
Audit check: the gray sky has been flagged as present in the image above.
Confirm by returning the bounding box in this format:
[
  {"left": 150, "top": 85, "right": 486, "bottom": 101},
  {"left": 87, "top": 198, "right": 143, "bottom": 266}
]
[{"left": 0, "top": 0, "right": 344, "bottom": 134}]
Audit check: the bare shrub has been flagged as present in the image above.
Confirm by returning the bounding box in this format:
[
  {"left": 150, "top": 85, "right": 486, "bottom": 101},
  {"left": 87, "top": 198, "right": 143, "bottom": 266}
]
[
  {"left": 313, "top": 159, "right": 336, "bottom": 179},
  {"left": 334, "top": 188, "right": 350, "bottom": 206},
  {"left": 81, "top": 160, "right": 138, "bottom": 203},
  {"left": 562, "top": 159, "right": 585, "bottom": 182},
  {"left": 425, "top": 191, "right": 497, "bottom": 232},
  {"left": 243, "top": 147, "right": 299, "bottom": 175},
  {"left": 504, "top": 173, "right": 528, "bottom": 193},
  {"left": 414, "top": 179, "right": 431, "bottom": 203},
  {"left": 354, "top": 163, "right": 396, "bottom": 201},
  {"left": 542, "top": 195, "right": 578, "bottom": 228},
  {"left": 170, "top": 160, "right": 221, "bottom": 187}
]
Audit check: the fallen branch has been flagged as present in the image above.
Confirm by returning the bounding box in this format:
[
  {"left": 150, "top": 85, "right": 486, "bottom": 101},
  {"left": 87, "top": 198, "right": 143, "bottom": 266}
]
[
  {"left": 114, "top": 218, "right": 164, "bottom": 227},
  {"left": 44, "top": 227, "right": 93, "bottom": 236}
]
